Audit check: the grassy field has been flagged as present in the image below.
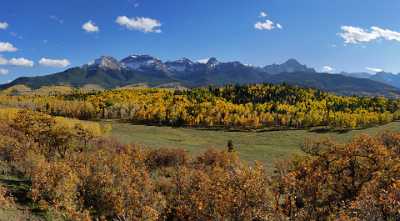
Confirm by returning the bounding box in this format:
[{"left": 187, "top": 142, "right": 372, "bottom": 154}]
[{"left": 102, "top": 121, "right": 400, "bottom": 167}]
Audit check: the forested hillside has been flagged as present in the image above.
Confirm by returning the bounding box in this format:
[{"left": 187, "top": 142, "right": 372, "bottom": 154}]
[{"left": 1, "top": 84, "right": 399, "bottom": 130}]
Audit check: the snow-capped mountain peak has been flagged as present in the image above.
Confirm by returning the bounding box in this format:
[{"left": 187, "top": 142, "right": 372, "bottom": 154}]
[
  {"left": 88, "top": 56, "right": 121, "bottom": 70},
  {"left": 120, "top": 54, "right": 165, "bottom": 71},
  {"left": 165, "top": 58, "right": 195, "bottom": 72}
]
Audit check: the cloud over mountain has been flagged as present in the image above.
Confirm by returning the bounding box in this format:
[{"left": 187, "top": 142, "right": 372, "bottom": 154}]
[
  {"left": 323, "top": 66, "right": 334, "bottom": 73},
  {"left": 39, "top": 58, "right": 71, "bottom": 68},
  {"left": 366, "top": 67, "right": 384, "bottom": 73},
  {"left": 9, "top": 58, "right": 34, "bottom": 67}
]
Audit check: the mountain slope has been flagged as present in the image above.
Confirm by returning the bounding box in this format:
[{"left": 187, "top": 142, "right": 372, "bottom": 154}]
[
  {"left": 371, "top": 72, "right": 400, "bottom": 89},
  {"left": 4, "top": 67, "right": 176, "bottom": 89},
  {"left": 1, "top": 55, "right": 399, "bottom": 97},
  {"left": 267, "top": 72, "right": 400, "bottom": 97},
  {"left": 342, "top": 71, "right": 400, "bottom": 89}
]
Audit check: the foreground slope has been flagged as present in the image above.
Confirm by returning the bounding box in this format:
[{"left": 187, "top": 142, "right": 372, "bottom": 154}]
[{"left": 0, "top": 109, "right": 399, "bottom": 220}]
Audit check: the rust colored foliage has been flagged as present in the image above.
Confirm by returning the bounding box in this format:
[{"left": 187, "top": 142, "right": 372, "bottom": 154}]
[
  {"left": 0, "top": 109, "right": 399, "bottom": 220},
  {"left": 274, "top": 133, "right": 400, "bottom": 220}
]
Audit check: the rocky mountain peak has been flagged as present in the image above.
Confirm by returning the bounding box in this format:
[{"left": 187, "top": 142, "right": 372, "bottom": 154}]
[
  {"left": 264, "top": 58, "right": 315, "bottom": 74},
  {"left": 89, "top": 56, "right": 121, "bottom": 70},
  {"left": 207, "top": 57, "right": 219, "bottom": 67},
  {"left": 120, "top": 54, "right": 164, "bottom": 71}
]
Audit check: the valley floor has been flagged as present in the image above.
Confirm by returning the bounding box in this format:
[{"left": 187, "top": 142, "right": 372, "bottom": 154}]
[{"left": 102, "top": 120, "right": 400, "bottom": 167}]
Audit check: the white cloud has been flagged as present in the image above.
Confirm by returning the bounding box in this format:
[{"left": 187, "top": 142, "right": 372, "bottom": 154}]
[
  {"left": 116, "top": 16, "right": 162, "bottom": 33},
  {"left": 371, "top": 26, "right": 400, "bottom": 41},
  {"left": 255, "top": 20, "right": 275, "bottom": 30},
  {"left": 0, "top": 42, "right": 17, "bottom": 52},
  {"left": 0, "top": 57, "right": 8, "bottom": 65},
  {"left": 366, "top": 67, "right": 383, "bottom": 73},
  {"left": 260, "top": 11, "right": 268, "bottom": 18},
  {"left": 276, "top": 23, "right": 283, "bottom": 29},
  {"left": 0, "top": 22, "right": 8, "bottom": 30},
  {"left": 82, "top": 20, "right": 99, "bottom": 33},
  {"left": 9, "top": 58, "right": 34, "bottom": 67},
  {"left": 339, "top": 25, "right": 400, "bottom": 44},
  {"left": 322, "top": 66, "right": 334, "bottom": 73},
  {"left": 0, "top": 68, "right": 8, "bottom": 75},
  {"left": 39, "top": 58, "right": 70, "bottom": 68}
]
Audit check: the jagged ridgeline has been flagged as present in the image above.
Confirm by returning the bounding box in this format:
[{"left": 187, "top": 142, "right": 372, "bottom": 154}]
[
  {"left": 2, "top": 55, "right": 400, "bottom": 98},
  {"left": 1, "top": 83, "right": 399, "bottom": 130}
]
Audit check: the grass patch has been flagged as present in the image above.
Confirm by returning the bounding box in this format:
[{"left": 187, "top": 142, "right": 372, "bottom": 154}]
[{"left": 102, "top": 120, "right": 400, "bottom": 167}]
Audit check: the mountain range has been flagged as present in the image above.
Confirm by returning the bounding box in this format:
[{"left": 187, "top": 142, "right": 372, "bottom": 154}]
[
  {"left": 341, "top": 71, "right": 400, "bottom": 89},
  {"left": 1, "top": 54, "right": 400, "bottom": 98}
]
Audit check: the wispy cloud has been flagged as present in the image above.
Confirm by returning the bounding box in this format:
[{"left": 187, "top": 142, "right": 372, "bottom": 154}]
[
  {"left": 39, "top": 58, "right": 70, "bottom": 68},
  {"left": 116, "top": 16, "right": 162, "bottom": 33},
  {"left": 82, "top": 20, "right": 99, "bottom": 33},
  {"left": 128, "top": 0, "right": 140, "bottom": 8},
  {"left": 0, "top": 21, "right": 8, "bottom": 30},
  {"left": 255, "top": 10, "right": 282, "bottom": 31},
  {"left": 0, "top": 56, "right": 8, "bottom": 65},
  {"left": 366, "top": 67, "right": 383, "bottom": 73},
  {"left": 0, "top": 68, "right": 9, "bottom": 75},
  {"left": 49, "top": 15, "right": 64, "bottom": 24},
  {"left": 0, "top": 42, "right": 17, "bottom": 52},
  {"left": 255, "top": 20, "right": 275, "bottom": 30},
  {"left": 259, "top": 11, "right": 268, "bottom": 18},
  {"left": 339, "top": 26, "right": 400, "bottom": 44},
  {"left": 9, "top": 58, "right": 34, "bottom": 67}
]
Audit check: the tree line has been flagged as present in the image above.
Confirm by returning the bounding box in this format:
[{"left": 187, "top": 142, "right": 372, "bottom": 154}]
[{"left": 1, "top": 84, "right": 399, "bottom": 130}]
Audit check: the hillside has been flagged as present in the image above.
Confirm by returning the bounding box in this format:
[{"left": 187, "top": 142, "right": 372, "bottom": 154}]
[
  {"left": 268, "top": 72, "right": 400, "bottom": 97},
  {"left": 2, "top": 55, "right": 399, "bottom": 97},
  {"left": 342, "top": 71, "right": 400, "bottom": 89}
]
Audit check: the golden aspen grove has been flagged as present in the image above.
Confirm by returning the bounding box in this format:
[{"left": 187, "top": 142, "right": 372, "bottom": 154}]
[{"left": 1, "top": 84, "right": 400, "bottom": 130}]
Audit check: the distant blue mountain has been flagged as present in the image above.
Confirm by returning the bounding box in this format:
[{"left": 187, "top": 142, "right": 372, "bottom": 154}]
[{"left": 341, "top": 71, "right": 400, "bottom": 89}]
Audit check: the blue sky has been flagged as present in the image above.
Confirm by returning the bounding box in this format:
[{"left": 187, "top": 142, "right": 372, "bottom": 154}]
[{"left": 1, "top": 0, "right": 400, "bottom": 83}]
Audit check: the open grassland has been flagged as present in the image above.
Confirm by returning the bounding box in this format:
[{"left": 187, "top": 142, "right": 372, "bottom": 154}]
[{"left": 103, "top": 120, "right": 400, "bottom": 167}]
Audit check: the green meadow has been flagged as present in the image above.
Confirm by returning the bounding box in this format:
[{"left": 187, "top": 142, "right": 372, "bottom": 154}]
[{"left": 103, "top": 120, "right": 400, "bottom": 167}]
